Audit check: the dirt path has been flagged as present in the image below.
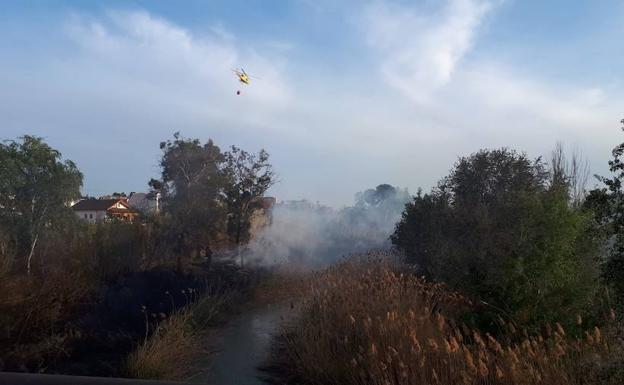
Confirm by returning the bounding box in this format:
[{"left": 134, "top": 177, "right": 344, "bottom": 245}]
[
  {"left": 188, "top": 267, "right": 307, "bottom": 385},
  {"left": 189, "top": 299, "right": 295, "bottom": 385}
]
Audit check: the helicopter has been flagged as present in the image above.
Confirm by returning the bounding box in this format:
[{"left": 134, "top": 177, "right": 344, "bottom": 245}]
[
  {"left": 233, "top": 68, "right": 252, "bottom": 84},
  {"left": 232, "top": 68, "right": 258, "bottom": 95}
]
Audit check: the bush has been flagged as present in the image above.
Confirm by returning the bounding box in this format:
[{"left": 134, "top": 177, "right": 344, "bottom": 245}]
[
  {"left": 392, "top": 149, "right": 600, "bottom": 327},
  {"left": 89, "top": 221, "right": 148, "bottom": 281}
]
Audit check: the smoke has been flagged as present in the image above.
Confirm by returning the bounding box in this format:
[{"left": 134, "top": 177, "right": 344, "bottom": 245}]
[{"left": 244, "top": 185, "right": 411, "bottom": 267}]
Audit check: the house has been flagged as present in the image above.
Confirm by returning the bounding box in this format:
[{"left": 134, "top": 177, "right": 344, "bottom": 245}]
[
  {"left": 72, "top": 198, "right": 139, "bottom": 223},
  {"left": 127, "top": 192, "right": 160, "bottom": 215}
]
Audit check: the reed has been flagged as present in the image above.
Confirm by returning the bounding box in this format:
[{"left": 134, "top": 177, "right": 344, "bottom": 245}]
[
  {"left": 276, "top": 252, "right": 619, "bottom": 385},
  {"left": 125, "top": 308, "right": 200, "bottom": 380}
]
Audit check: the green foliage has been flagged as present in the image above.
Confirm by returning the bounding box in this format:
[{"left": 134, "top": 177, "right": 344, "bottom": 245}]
[
  {"left": 222, "top": 146, "right": 275, "bottom": 248},
  {"left": 585, "top": 119, "right": 624, "bottom": 306},
  {"left": 354, "top": 184, "right": 411, "bottom": 222},
  {"left": 149, "top": 134, "right": 276, "bottom": 267},
  {"left": 0, "top": 135, "right": 82, "bottom": 273},
  {"left": 149, "top": 132, "right": 228, "bottom": 256},
  {"left": 337, "top": 184, "right": 411, "bottom": 248},
  {"left": 90, "top": 221, "right": 147, "bottom": 281},
  {"left": 392, "top": 148, "right": 599, "bottom": 327}
]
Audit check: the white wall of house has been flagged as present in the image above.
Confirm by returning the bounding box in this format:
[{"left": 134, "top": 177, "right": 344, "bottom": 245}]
[{"left": 75, "top": 210, "right": 107, "bottom": 223}]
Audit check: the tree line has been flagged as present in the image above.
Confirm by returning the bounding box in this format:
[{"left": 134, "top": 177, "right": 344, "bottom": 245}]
[
  {"left": 391, "top": 122, "right": 624, "bottom": 329},
  {"left": 0, "top": 132, "right": 275, "bottom": 277},
  {"left": 147, "top": 132, "right": 275, "bottom": 268}
]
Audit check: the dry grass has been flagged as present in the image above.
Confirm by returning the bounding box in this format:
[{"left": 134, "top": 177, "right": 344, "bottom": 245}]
[
  {"left": 0, "top": 267, "right": 93, "bottom": 373},
  {"left": 125, "top": 271, "right": 259, "bottom": 380},
  {"left": 276, "top": 253, "right": 619, "bottom": 385},
  {"left": 254, "top": 264, "right": 312, "bottom": 304},
  {"left": 125, "top": 309, "right": 201, "bottom": 380}
]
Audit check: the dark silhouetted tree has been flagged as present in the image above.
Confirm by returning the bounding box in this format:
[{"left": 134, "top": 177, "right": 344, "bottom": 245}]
[
  {"left": 222, "top": 146, "right": 275, "bottom": 266},
  {"left": 150, "top": 133, "right": 227, "bottom": 269},
  {"left": 585, "top": 119, "right": 624, "bottom": 305}
]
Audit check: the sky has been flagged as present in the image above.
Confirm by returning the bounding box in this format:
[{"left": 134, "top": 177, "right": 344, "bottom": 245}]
[{"left": 1, "top": 0, "right": 624, "bottom": 206}]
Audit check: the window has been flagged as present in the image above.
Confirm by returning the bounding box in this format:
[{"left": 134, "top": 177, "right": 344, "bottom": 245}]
[
  {"left": 84, "top": 214, "right": 87, "bottom": 219},
  {"left": 89, "top": 214, "right": 93, "bottom": 219}
]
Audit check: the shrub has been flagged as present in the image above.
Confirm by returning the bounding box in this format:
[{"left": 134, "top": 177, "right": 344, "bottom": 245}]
[{"left": 392, "top": 149, "right": 600, "bottom": 328}]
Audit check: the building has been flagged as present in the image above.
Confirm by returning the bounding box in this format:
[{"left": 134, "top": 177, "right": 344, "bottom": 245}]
[
  {"left": 249, "top": 196, "right": 276, "bottom": 239},
  {"left": 256, "top": 196, "right": 276, "bottom": 210},
  {"left": 127, "top": 192, "right": 160, "bottom": 215},
  {"left": 72, "top": 198, "right": 139, "bottom": 223}
]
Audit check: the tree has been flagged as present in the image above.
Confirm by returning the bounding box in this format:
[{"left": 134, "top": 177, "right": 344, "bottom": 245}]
[
  {"left": 354, "top": 184, "right": 411, "bottom": 225},
  {"left": 149, "top": 133, "right": 227, "bottom": 269},
  {"left": 392, "top": 148, "right": 599, "bottom": 327},
  {"left": 0, "top": 136, "right": 82, "bottom": 274},
  {"left": 222, "top": 146, "right": 275, "bottom": 266},
  {"left": 585, "top": 119, "right": 624, "bottom": 305},
  {"left": 550, "top": 142, "right": 590, "bottom": 206}
]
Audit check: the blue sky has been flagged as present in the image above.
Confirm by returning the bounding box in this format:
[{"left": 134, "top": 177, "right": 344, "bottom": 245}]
[{"left": 1, "top": 0, "right": 623, "bottom": 206}]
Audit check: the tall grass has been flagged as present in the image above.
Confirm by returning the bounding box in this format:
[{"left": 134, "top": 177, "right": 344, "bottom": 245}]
[
  {"left": 275, "top": 253, "right": 619, "bottom": 385},
  {"left": 125, "top": 309, "right": 200, "bottom": 380},
  {"left": 124, "top": 269, "right": 259, "bottom": 380}
]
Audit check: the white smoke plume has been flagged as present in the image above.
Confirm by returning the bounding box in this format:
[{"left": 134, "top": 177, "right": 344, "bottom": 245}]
[{"left": 245, "top": 185, "right": 411, "bottom": 266}]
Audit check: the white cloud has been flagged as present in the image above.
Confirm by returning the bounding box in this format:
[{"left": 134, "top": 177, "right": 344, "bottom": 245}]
[
  {"left": 347, "top": 0, "right": 623, "bottom": 201},
  {"left": 361, "top": 0, "right": 493, "bottom": 103},
  {"left": 64, "top": 10, "right": 292, "bottom": 124},
  {"left": 357, "top": 0, "right": 621, "bottom": 157},
  {"left": 1, "top": 10, "right": 308, "bottom": 199},
  {"left": 461, "top": 66, "right": 613, "bottom": 130}
]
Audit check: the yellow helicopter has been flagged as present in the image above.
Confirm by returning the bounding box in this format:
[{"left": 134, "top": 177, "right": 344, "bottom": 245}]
[
  {"left": 232, "top": 68, "right": 260, "bottom": 95},
  {"left": 232, "top": 68, "right": 257, "bottom": 85}
]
